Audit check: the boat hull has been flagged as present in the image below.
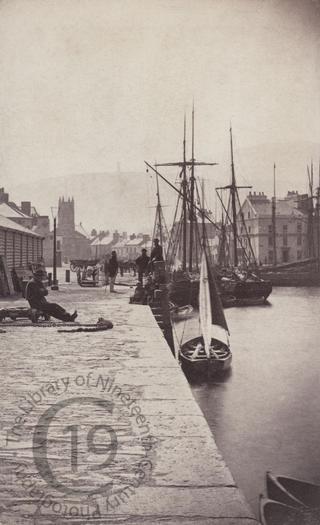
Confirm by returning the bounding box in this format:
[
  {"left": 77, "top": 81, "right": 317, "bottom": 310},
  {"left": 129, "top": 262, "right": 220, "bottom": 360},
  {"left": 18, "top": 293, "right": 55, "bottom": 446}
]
[
  {"left": 266, "top": 471, "right": 320, "bottom": 509},
  {"left": 169, "top": 276, "right": 272, "bottom": 307},
  {"left": 259, "top": 497, "right": 305, "bottom": 525},
  {"left": 180, "top": 336, "right": 232, "bottom": 376}
]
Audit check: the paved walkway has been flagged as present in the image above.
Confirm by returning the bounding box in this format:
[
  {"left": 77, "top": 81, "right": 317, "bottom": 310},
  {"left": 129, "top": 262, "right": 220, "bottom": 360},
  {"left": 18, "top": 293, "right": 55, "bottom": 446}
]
[{"left": 0, "top": 282, "right": 259, "bottom": 524}]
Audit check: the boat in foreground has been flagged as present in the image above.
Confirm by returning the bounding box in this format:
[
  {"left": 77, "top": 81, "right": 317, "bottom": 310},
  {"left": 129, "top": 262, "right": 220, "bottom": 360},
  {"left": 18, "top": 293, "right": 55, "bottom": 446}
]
[
  {"left": 180, "top": 251, "right": 232, "bottom": 376},
  {"left": 266, "top": 471, "right": 320, "bottom": 509},
  {"left": 259, "top": 496, "right": 308, "bottom": 525}
]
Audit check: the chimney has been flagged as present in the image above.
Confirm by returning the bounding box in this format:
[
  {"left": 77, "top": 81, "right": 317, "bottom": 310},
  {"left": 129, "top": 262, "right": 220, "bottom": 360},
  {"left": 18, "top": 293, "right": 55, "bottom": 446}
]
[
  {"left": 0, "top": 188, "right": 9, "bottom": 204},
  {"left": 113, "top": 231, "right": 120, "bottom": 243},
  {"left": 21, "top": 201, "right": 31, "bottom": 216}
]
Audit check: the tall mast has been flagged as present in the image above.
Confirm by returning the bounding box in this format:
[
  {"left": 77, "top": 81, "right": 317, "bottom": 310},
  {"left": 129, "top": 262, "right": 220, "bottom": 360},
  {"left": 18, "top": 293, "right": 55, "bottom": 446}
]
[
  {"left": 230, "top": 127, "right": 238, "bottom": 266},
  {"left": 317, "top": 162, "right": 320, "bottom": 273},
  {"left": 155, "top": 172, "right": 163, "bottom": 247},
  {"left": 272, "top": 163, "right": 277, "bottom": 266},
  {"left": 189, "top": 104, "right": 195, "bottom": 272},
  {"left": 182, "top": 114, "right": 187, "bottom": 271}
]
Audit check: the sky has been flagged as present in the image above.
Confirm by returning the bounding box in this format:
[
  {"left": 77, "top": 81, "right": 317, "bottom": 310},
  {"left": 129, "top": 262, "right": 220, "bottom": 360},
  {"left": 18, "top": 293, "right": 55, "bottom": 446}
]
[{"left": 0, "top": 0, "right": 319, "bottom": 230}]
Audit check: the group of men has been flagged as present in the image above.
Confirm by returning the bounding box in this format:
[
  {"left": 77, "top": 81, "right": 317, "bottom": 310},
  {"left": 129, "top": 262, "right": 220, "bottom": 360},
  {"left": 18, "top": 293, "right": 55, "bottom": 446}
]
[
  {"left": 24, "top": 239, "right": 164, "bottom": 322},
  {"left": 135, "top": 238, "right": 163, "bottom": 284}
]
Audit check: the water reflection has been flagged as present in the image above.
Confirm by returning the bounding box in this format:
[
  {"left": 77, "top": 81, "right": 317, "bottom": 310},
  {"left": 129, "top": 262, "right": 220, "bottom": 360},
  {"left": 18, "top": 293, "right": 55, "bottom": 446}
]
[{"left": 173, "top": 287, "right": 320, "bottom": 517}]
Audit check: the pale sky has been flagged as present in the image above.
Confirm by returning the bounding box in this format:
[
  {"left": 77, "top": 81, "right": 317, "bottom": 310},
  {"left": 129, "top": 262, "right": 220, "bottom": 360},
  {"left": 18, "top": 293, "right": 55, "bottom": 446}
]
[{"left": 0, "top": 0, "right": 319, "bottom": 230}]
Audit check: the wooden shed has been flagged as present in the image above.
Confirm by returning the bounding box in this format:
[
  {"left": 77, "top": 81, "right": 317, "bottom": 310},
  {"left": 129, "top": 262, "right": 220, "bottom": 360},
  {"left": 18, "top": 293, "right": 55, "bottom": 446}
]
[
  {"left": 0, "top": 214, "right": 43, "bottom": 296},
  {"left": 0, "top": 214, "right": 43, "bottom": 269}
]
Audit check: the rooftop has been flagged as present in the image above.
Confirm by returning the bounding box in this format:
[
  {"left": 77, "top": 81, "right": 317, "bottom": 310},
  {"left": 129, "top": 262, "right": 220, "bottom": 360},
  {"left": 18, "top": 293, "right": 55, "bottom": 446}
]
[
  {"left": 0, "top": 214, "right": 42, "bottom": 237},
  {"left": 0, "top": 202, "right": 30, "bottom": 219}
]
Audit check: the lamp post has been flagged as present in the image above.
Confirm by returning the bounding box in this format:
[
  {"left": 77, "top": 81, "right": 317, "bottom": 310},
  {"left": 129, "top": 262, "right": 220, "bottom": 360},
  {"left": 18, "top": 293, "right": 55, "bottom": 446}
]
[{"left": 51, "top": 208, "right": 59, "bottom": 290}]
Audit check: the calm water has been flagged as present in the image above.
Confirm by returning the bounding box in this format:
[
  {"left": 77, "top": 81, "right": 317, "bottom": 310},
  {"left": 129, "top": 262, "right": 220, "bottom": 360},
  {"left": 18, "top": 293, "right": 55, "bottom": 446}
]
[{"left": 173, "top": 287, "right": 320, "bottom": 517}]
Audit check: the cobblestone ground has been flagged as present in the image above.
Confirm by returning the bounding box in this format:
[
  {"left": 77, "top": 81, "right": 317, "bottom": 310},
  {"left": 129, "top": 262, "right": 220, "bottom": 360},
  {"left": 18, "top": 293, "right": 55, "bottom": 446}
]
[{"left": 0, "top": 277, "right": 257, "bottom": 525}]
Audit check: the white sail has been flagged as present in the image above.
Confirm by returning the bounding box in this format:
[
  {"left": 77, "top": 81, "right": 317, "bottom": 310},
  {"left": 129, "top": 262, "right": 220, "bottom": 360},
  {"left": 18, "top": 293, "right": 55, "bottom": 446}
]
[
  {"left": 199, "top": 252, "right": 230, "bottom": 357},
  {"left": 199, "top": 253, "right": 212, "bottom": 358}
]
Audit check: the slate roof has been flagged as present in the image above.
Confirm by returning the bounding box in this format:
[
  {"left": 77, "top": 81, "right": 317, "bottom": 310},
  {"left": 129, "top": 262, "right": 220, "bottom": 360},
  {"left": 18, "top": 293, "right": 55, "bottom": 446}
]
[{"left": 0, "top": 214, "right": 42, "bottom": 237}]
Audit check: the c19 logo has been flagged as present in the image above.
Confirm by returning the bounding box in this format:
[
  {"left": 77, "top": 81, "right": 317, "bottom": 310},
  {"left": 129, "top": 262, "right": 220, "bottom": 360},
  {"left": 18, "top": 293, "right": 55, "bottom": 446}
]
[{"left": 33, "top": 397, "right": 118, "bottom": 496}]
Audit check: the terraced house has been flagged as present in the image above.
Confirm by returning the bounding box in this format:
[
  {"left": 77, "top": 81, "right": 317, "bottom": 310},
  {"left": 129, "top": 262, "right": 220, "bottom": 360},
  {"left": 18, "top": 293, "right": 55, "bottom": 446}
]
[{"left": 237, "top": 191, "right": 309, "bottom": 265}]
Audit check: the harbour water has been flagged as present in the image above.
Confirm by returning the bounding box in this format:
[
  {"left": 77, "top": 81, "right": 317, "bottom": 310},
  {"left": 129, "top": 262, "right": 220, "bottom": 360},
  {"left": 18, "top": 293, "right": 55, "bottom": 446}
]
[{"left": 173, "top": 287, "right": 320, "bottom": 517}]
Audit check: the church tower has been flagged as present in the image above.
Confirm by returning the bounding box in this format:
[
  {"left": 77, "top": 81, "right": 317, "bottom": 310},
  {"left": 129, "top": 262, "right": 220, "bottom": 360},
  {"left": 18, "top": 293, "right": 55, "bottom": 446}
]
[{"left": 57, "top": 197, "right": 75, "bottom": 234}]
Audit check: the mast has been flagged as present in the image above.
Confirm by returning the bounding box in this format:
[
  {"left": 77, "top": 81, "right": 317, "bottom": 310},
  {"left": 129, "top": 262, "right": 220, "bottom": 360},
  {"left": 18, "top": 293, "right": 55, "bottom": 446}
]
[
  {"left": 230, "top": 127, "right": 238, "bottom": 266},
  {"left": 317, "top": 163, "right": 320, "bottom": 273},
  {"left": 189, "top": 104, "right": 195, "bottom": 272},
  {"left": 152, "top": 171, "right": 164, "bottom": 247},
  {"left": 182, "top": 114, "right": 187, "bottom": 272},
  {"left": 272, "top": 163, "right": 277, "bottom": 266},
  {"left": 155, "top": 172, "right": 163, "bottom": 247}
]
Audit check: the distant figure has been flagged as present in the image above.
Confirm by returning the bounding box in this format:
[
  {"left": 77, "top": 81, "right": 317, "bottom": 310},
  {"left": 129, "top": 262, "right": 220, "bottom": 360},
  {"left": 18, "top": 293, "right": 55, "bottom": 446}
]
[
  {"left": 135, "top": 248, "right": 150, "bottom": 284},
  {"left": 150, "top": 238, "right": 163, "bottom": 263},
  {"left": 108, "top": 251, "right": 118, "bottom": 292},
  {"left": 25, "top": 269, "right": 77, "bottom": 322},
  {"left": 103, "top": 255, "right": 109, "bottom": 285},
  {"left": 131, "top": 282, "right": 147, "bottom": 304}
]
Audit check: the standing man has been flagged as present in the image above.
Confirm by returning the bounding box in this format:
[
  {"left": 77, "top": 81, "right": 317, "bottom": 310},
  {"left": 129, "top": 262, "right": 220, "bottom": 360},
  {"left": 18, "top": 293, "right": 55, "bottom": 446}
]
[
  {"left": 25, "top": 269, "right": 77, "bottom": 322},
  {"left": 135, "top": 248, "right": 150, "bottom": 285},
  {"left": 150, "top": 238, "right": 163, "bottom": 263},
  {"left": 103, "top": 255, "right": 109, "bottom": 285},
  {"left": 108, "top": 251, "right": 118, "bottom": 292}
]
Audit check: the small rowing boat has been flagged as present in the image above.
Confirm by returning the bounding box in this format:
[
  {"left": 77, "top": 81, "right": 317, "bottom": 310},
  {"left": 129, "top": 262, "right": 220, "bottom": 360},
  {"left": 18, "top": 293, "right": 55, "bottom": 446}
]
[
  {"left": 179, "top": 251, "right": 232, "bottom": 376},
  {"left": 266, "top": 471, "right": 320, "bottom": 509},
  {"left": 259, "top": 496, "right": 304, "bottom": 525}
]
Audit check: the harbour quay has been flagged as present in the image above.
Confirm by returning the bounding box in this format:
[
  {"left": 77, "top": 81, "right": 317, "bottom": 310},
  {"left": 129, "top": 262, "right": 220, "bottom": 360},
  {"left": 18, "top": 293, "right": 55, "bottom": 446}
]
[{"left": 0, "top": 281, "right": 258, "bottom": 524}]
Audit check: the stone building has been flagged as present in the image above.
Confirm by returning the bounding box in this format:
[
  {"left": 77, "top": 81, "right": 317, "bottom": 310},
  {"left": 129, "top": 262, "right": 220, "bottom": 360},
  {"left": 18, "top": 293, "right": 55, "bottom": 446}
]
[
  {"left": 56, "top": 197, "right": 91, "bottom": 262},
  {"left": 237, "top": 191, "right": 309, "bottom": 265}
]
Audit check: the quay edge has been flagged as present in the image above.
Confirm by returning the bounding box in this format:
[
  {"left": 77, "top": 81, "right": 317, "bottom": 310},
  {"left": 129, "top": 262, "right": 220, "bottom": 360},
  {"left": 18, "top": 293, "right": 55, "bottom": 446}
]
[{"left": 0, "top": 284, "right": 260, "bottom": 524}]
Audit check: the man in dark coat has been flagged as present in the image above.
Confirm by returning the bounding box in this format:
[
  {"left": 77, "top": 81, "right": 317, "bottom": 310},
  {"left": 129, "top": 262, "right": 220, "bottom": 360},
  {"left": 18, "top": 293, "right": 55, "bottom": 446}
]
[
  {"left": 150, "top": 238, "right": 163, "bottom": 262},
  {"left": 135, "top": 248, "right": 150, "bottom": 284},
  {"left": 25, "top": 270, "right": 77, "bottom": 322},
  {"left": 108, "top": 251, "right": 118, "bottom": 292}
]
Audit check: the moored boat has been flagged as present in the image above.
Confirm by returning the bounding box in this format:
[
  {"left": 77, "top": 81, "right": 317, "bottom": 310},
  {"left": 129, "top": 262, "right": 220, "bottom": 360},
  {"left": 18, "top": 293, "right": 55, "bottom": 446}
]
[
  {"left": 266, "top": 471, "right": 320, "bottom": 509},
  {"left": 179, "top": 251, "right": 232, "bottom": 376},
  {"left": 259, "top": 496, "right": 306, "bottom": 525}
]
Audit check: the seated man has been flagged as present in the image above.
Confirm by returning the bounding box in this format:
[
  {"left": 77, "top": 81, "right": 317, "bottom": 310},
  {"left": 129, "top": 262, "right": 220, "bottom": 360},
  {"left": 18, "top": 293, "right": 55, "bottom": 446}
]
[{"left": 25, "top": 269, "right": 78, "bottom": 322}]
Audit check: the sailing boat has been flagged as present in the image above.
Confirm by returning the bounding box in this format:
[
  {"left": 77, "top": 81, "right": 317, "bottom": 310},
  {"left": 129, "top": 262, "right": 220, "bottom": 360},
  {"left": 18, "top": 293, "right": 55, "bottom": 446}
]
[
  {"left": 216, "top": 127, "right": 272, "bottom": 305},
  {"left": 179, "top": 250, "right": 232, "bottom": 375}
]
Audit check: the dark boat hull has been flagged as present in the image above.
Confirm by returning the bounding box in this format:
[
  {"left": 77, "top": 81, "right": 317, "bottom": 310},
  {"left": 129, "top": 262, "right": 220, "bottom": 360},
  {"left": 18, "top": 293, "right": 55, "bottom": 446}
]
[
  {"left": 259, "top": 497, "right": 305, "bottom": 525},
  {"left": 259, "top": 270, "right": 320, "bottom": 287},
  {"left": 168, "top": 278, "right": 199, "bottom": 307},
  {"left": 169, "top": 276, "right": 272, "bottom": 307},
  {"left": 266, "top": 471, "right": 320, "bottom": 509},
  {"left": 180, "top": 336, "right": 232, "bottom": 376}
]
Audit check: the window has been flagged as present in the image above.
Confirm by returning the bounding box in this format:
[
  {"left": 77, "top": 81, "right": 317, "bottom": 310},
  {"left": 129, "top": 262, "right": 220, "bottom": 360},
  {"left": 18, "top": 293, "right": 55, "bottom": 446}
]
[
  {"left": 268, "top": 225, "right": 272, "bottom": 233},
  {"left": 248, "top": 211, "right": 251, "bottom": 219},
  {"left": 57, "top": 240, "right": 61, "bottom": 250},
  {"left": 268, "top": 251, "right": 273, "bottom": 264},
  {"left": 297, "top": 222, "right": 302, "bottom": 232},
  {"left": 282, "top": 249, "right": 289, "bottom": 263},
  {"left": 283, "top": 224, "right": 288, "bottom": 246},
  {"left": 268, "top": 236, "right": 273, "bottom": 247},
  {"left": 297, "top": 234, "right": 302, "bottom": 246},
  {"left": 248, "top": 226, "right": 251, "bottom": 233},
  {"left": 297, "top": 250, "right": 302, "bottom": 260}
]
